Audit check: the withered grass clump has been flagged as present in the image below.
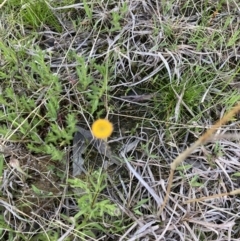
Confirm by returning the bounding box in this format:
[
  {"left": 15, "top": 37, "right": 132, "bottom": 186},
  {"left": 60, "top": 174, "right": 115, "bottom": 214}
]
[{"left": 159, "top": 102, "right": 240, "bottom": 214}]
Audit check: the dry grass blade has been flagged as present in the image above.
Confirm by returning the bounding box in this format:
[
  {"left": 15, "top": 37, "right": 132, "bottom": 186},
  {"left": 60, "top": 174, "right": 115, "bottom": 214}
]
[
  {"left": 185, "top": 188, "right": 240, "bottom": 204},
  {"left": 0, "top": 0, "right": 8, "bottom": 8},
  {"left": 121, "top": 151, "right": 162, "bottom": 206}
]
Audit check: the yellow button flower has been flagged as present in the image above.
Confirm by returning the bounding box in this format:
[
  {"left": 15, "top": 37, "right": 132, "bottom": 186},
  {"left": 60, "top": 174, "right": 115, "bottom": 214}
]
[{"left": 91, "top": 119, "right": 113, "bottom": 139}]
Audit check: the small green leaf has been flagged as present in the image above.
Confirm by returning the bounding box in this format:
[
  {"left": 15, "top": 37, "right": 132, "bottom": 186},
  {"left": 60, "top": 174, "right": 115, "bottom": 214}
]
[
  {"left": 232, "top": 172, "right": 240, "bottom": 177},
  {"left": 176, "top": 164, "right": 192, "bottom": 171},
  {"left": 190, "top": 175, "right": 203, "bottom": 187},
  {"left": 31, "top": 184, "right": 41, "bottom": 195}
]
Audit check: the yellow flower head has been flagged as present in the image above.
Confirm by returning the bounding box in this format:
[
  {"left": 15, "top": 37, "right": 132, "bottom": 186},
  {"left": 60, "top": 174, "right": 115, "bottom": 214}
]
[{"left": 91, "top": 119, "right": 113, "bottom": 139}]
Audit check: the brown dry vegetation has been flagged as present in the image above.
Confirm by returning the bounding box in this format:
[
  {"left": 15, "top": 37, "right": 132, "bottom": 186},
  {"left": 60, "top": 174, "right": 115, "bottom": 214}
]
[{"left": 0, "top": 0, "right": 240, "bottom": 240}]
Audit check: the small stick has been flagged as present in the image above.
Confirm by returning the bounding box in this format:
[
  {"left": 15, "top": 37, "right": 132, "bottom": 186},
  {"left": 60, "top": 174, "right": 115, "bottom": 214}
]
[{"left": 185, "top": 188, "right": 240, "bottom": 203}]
